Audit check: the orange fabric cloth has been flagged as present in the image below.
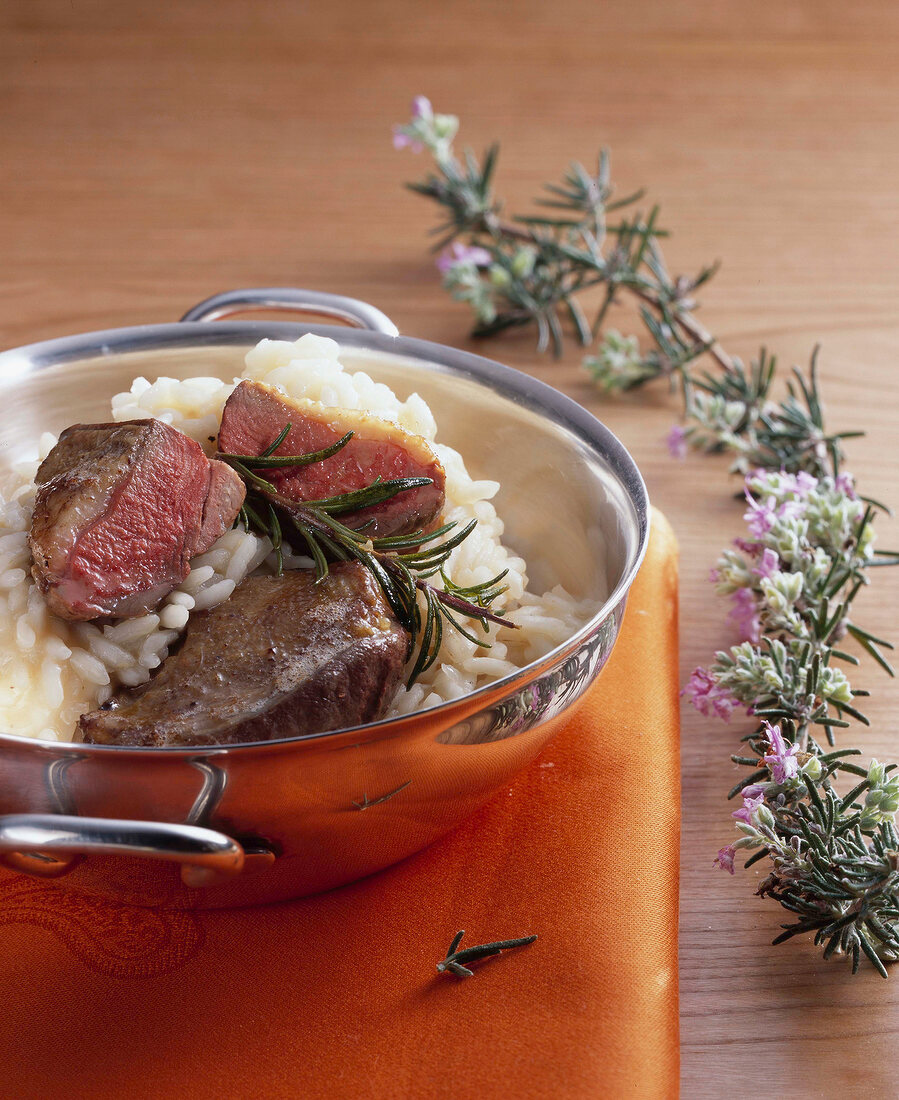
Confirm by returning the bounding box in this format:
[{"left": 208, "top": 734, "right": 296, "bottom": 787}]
[{"left": 0, "top": 509, "right": 680, "bottom": 1100}]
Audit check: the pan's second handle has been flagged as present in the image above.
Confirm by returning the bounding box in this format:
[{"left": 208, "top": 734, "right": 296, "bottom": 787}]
[
  {"left": 179, "top": 287, "right": 400, "bottom": 337},
  {"left": 0, "top": 814, "right": 271, "bottom": 888}
]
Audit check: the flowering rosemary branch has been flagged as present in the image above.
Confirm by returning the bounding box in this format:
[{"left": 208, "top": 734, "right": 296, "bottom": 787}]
[
  {"left": 219, "top": 426, "right": 515, "bottom": 686},
  {"left": 395, "top": 98, "right": 899, "bottom": 974},
  {"left": 394, "top": 95, "right": 724, "bottom": 365},
  {"left": 680, "top": 462, "right": 899, "bottom": 975}
]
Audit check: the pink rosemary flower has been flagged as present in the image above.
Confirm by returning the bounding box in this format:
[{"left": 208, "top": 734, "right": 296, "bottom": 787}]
[
  {"left": 741, "top": 783, "right": 765, "bottom": 799},
  {"left": 753, "top": 548, "right": 779, "bottom": 580},
  {"left": 436, "top": 242, "right": 493, "bottom": 274},
  {"left": 729, "top": 588, "right": 761, "bottom": 642},
  {"left": 743, "top": 490, "right": 803, "bottom": 538},
  {"left": 411, "top": 95, "right": 433, "bottom": 120},
  {"left": 392, "top": 128, "right": 423, "bottom": 153},
  {"left": 794, "top": 471, "right": 818, "bottom": 497},
  {"left": 743, "top": 492, "right": 779, "bottom": 538},
  {"left": 763, "top": 721, "right": 799, "bottom": 784},
  {"left": 835, "top": 471, "right": 857, "bottom": 499},
  {"left": 682, "top": 667, "right": 741, "bottom": 721},
  {"left": 732, "top": 791, "right": 766, "bottom": 824},
  {"left": 714, "top": 845, "right": 736, "bottom": 874},
  {"left": 666, "top": 424, "right": 688, "bottom": 460},
  {"left": 733, "top": 537, "right": 762, "bottom": 556}
]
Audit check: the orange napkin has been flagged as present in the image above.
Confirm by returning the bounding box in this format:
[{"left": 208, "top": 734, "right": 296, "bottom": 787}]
[{"left": 0, "top": 509, "right": 679, "bottom": 1100}]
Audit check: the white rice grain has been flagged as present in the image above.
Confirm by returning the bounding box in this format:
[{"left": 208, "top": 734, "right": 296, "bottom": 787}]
[
  {"left": 224, "top": 535, "right": 260, "bottom": 583},
  {"left": 44, "top": 637, "right": 72, "bottom": 662},
  {"left": 103, "top": 615, "right": 160, "bottom": 645},
  {"left": 117, "top": 666, "right": 151, "bottom": 688},
  {"left": 89, "top": 636, "right": 138, "bottom": 670},
  {"left": 178, "top": 565, "right": 216, "bottom": 594},
  {"left": 191, "top": 578, "right": 236, "bottom": 610},
  {"left": 159, "top": 603, "right": 190, "bottom": 631},
  {"left": 15, "top": 619, "right": 36, "bottom": 651},
  {"left": 40, "top": 659, "right": 64, "bottom": 710},
  {"left": 69, "top": 649, "right": 111, "bottom": 687}
]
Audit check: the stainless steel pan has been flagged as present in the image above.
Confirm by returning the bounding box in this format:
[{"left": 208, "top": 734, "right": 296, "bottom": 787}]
[{"left": 0, "top": 288, "right": 649, "bottom": 907}]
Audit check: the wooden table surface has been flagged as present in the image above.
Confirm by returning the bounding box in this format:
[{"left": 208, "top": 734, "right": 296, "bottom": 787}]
[{"left": 3, "top": 2, "right": 899, "bottom": 1095}]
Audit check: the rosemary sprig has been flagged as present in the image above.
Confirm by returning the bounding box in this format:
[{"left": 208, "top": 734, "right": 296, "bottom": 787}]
[
  {"left": 394, "top": 97, "right": 725, "bottom": 366},
  {"left": 435, "top": 930, "right": 538, "bottom": 979},
  {"left": 219, "top": 427, "right": 516, "bottom": 686}
]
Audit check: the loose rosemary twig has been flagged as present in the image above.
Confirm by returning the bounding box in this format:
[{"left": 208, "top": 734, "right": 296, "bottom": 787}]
[
  {"left": 395, "top": 98, "right": 899, "bottom": 975},
  {"left": 352, "top": 779, "right": 412, "bottom": 811},
  {"left": 436, "top": 930, "right": 537, "bottom": 979},
  {"left": 219, "top": 427, "right": 515, "bottom": 686}
]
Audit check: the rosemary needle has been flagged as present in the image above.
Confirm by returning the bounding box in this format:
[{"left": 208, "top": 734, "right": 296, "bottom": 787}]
[{"left": 219, "top": 427, "right": 354, "bottom": 468}]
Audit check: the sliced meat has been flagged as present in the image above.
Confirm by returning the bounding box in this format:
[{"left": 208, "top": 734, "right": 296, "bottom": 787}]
[
  {"left": 79, "top": 563, "right": 408, "bottom": 747},
  {"left": 217, "top": 380, "right": 445, "bottom": 538},
  {"left": 199, "top": 459, "right": 247, "bottom": 551},
  {"left": 30, "top": 419, "right": 245, "bottom": 621}
]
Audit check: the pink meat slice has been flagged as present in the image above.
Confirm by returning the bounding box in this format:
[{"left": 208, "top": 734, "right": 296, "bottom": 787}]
[
  {"left": 29, "top": 419, "right": 246, "bottom": 621},
  {"left": 217, "top": 380, "right": 446, "bottom": 538}
]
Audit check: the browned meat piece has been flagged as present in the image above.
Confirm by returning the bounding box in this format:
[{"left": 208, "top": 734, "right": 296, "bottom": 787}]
[
  {"left": 30, "top": 420, "right": 246, "bottom": 621},
  {"left": 217, "top": 380, "right": 445, "bottom": 538},
  {"left": 79, "top": 563, "right": 407, "bottom": 747}
]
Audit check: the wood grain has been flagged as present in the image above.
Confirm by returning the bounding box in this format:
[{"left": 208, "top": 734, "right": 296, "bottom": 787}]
[{"left": 2, "top": 1, "right": 899, "bottom": 1094}]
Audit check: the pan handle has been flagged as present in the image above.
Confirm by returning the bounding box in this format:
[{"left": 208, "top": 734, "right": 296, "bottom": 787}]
[
  {"left": 179, "top": 287, "right": 400, "bottom": 336},
  {"left": 0, "top": 813, "right": 269, "bottom": 888}
]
